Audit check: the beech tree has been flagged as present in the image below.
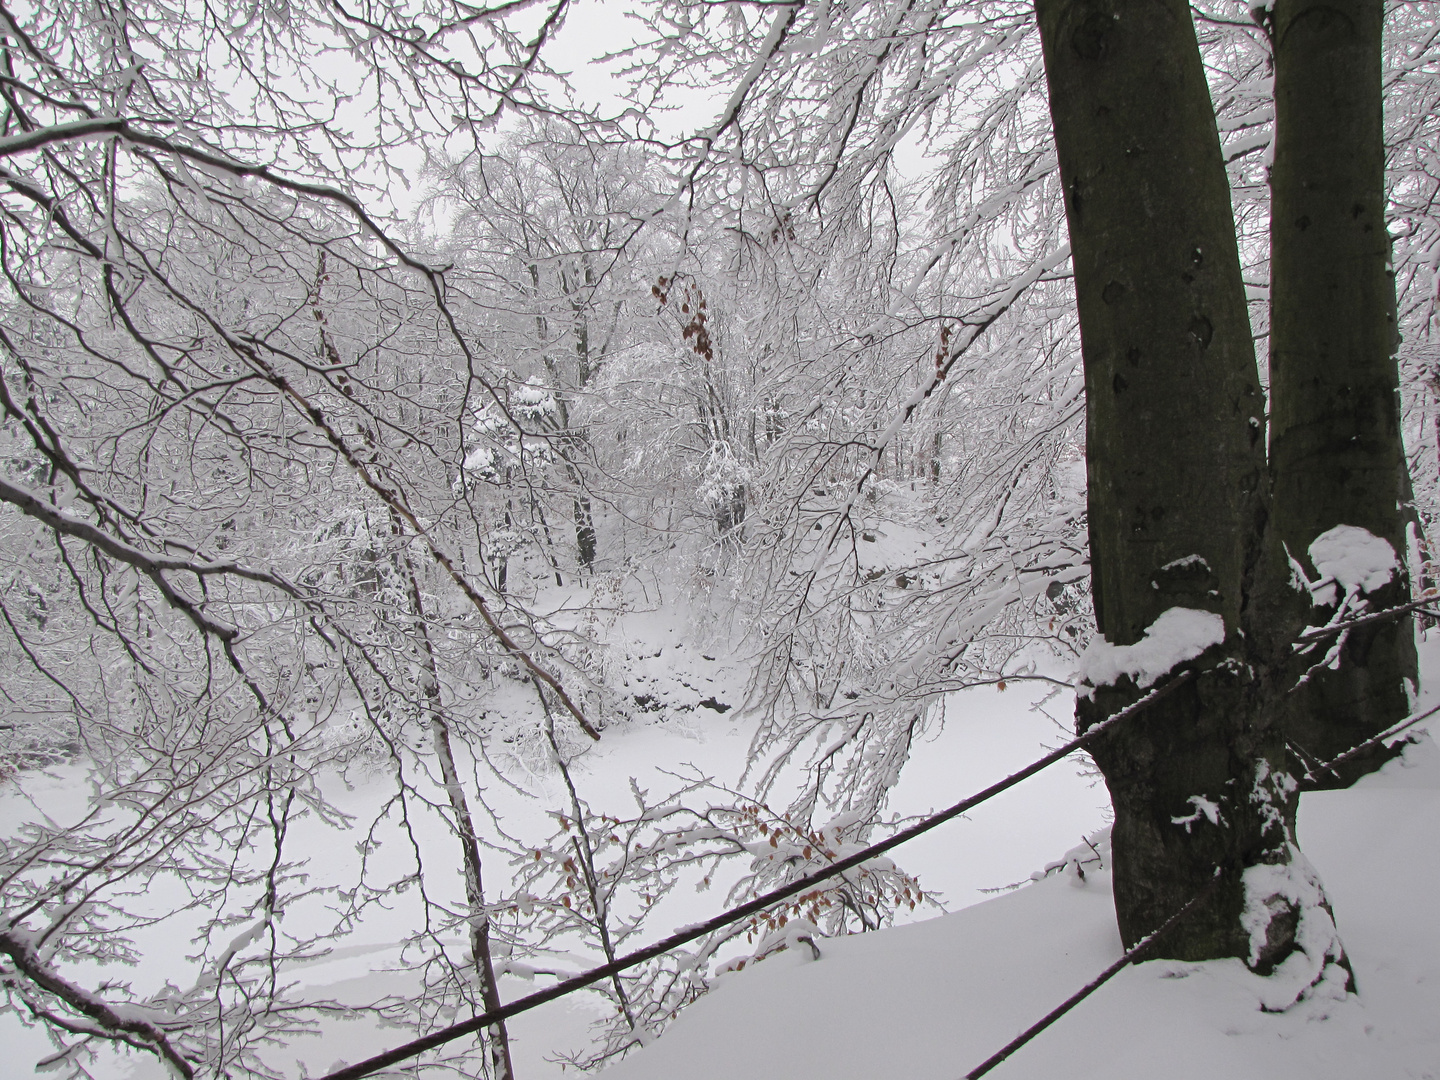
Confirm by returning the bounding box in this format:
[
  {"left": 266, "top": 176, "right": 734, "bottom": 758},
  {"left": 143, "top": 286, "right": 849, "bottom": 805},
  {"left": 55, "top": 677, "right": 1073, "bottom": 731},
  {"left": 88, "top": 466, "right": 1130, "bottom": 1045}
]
[
  {"left": 1265, "top": 0, "right": 1417, "bottom": 782},
  {"left": 1038, "top": 0, "right": 1411, "bottom": 981},
  {"left": 3, "top": 0, "right": 1439, "bottom": 1073}
]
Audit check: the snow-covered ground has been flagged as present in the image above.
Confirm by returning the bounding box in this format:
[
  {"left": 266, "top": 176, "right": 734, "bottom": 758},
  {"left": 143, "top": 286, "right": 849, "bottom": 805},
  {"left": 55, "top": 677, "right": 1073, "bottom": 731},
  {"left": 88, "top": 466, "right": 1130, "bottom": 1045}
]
[
  {"left": 0, "top": 650, "right": 1107, "bottom": 1078},
  {"left": 5, "top": 625, "right": 1436, "bottom": 1079},
  {"left": 601, "top": 725, "right": 1440, "bottom": 1079}
]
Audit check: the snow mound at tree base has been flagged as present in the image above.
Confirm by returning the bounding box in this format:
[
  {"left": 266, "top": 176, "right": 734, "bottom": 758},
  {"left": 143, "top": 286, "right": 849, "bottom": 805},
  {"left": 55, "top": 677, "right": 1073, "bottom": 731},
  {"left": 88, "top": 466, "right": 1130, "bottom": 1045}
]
[{"left": 603, "top": 736, "right": 1440, "bottom": 1080}]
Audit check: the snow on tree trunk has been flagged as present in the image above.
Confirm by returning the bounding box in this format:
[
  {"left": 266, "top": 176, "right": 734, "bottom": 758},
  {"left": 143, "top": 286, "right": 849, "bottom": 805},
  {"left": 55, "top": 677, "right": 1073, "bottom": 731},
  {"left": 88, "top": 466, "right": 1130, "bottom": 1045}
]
[
  {"left": 1263, "top": 0, "right": 1418, "bottom": 788},
  {"left": 1036, "top": 0, "right": 1343, "bottom": 982}
]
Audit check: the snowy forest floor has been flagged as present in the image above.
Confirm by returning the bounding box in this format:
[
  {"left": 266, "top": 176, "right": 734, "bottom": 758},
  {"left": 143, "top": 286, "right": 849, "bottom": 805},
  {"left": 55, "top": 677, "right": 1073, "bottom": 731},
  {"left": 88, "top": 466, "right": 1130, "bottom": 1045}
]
[
  {"left": 3, "top": 629, "right": 1437, "bottom": 1079},
  {"left": 604, "top": 737, "right": 1440, "bottom": 1080},
  {"left": 603, "top": 664, "right": 1440, "bottom": 1080},
  {"left": 0, "top": 633, "right": 1107, "bottom": 1079}
]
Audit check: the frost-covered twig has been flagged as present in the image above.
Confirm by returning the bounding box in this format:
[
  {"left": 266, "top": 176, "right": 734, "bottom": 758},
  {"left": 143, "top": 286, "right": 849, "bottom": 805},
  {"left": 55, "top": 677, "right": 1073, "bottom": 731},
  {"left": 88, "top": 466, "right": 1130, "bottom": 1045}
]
[
  {"left": 1, "top": 926, "right": 196, "bottom": 1078},
  {"left": 317, "top": 668, "right": 1197, "bottom": 1080}
]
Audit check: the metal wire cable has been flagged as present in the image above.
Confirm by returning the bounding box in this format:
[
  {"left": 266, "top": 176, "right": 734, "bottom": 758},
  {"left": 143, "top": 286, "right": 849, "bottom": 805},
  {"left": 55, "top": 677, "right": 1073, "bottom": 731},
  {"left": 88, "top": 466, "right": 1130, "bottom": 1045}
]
[
  {"left": 316, "top": 671, "right": 1198, "bottom": 1080},
  {"left": 961, "top": 693, "right": 1439, "bottom": 1077},
  {"left": 316, "top": 608, "right": 1436, "bottom": 1080},
  {"left": 963, "top": 871, "right": 1224, "bottom": 1078}
]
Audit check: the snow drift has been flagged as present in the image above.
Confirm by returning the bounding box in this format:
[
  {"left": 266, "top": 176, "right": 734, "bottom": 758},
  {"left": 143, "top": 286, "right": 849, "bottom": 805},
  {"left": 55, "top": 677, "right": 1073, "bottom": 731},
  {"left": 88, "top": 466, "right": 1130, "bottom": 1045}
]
[{"left": 602, "top": 738, "right": 1440, "bottom": 1080}]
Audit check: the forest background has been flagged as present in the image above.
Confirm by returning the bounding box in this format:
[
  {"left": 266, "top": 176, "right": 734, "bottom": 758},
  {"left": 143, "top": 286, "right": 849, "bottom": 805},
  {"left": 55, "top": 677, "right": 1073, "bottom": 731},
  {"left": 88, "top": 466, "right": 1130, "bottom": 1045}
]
[{"left": 0, "top": 0, "right": 1438, "bottom": 1077}]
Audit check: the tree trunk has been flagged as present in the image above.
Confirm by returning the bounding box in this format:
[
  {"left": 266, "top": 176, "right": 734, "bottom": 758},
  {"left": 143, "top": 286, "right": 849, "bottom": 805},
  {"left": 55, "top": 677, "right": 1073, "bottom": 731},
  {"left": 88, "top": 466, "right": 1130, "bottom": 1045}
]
[
  {"left": 1265, "top": 0, "right": 1417, "bottom": 787},
  {"left": 394, "top": 532, "right": 516, "bottom": 1080},
  {"left": 1036, "top": 0, "right": 1340, "bottom": 977}
]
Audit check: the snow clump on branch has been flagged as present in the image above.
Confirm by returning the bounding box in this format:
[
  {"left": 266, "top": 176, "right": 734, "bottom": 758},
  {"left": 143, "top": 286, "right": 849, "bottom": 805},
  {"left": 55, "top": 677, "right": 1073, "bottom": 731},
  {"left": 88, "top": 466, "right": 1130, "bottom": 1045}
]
[
  {"left": 1076, "top": 607, "right": 1226, "bottom": 699},
  {"left": 1303, "top": 524, "right": 1397, "bottom": 607}
]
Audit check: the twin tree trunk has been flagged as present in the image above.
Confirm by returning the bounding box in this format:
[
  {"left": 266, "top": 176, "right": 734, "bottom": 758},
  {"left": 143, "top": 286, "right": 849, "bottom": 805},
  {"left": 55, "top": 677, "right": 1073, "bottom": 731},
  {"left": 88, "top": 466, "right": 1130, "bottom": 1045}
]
[
  {"left": 1266, "top": 0, "right": 1416, "bottom": 782},
  {"left": 1036, "top": 0, "right": 1413, "bottom": 971}
]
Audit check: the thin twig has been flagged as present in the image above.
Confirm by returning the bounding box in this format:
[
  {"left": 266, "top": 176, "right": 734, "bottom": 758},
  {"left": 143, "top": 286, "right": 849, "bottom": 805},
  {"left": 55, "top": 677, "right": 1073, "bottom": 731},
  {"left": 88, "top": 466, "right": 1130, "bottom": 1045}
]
[
  {"left": 315, "top": 670, "right": 1197, "bottom": 1080},
  {"left": 1293, "top": 593, "right": 1438, "bottom": 643}
]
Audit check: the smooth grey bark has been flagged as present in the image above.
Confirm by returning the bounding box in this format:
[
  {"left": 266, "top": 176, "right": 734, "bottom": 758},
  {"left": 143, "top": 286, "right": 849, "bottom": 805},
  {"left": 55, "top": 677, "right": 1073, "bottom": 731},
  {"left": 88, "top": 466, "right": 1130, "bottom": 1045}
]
[
  {"left": 1265, "top": 0, "right": 1417, "bottom": 786},
  {"left": 395, "top": 532, "right": 516, "bottom": 1080},
  {"left": 531, "top": 260, "right": 599, "bottom": 574},
  {"left": 1036, "top": 0, "right": 1318, "bottom": 967}
]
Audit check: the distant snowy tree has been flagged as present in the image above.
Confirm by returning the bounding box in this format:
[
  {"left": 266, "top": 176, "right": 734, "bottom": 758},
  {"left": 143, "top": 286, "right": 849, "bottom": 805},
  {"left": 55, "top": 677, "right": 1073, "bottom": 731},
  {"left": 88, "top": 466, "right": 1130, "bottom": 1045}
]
[{"left": 2, "top": 0, "right": 1440, "bottom": 1074}]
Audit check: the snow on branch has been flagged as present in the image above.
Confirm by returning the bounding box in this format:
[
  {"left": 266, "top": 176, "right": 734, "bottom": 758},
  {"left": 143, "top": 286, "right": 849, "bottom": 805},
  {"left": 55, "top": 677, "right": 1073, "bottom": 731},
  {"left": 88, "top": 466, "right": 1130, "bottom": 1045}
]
[
  {"left": 1290, "top": 525, "right": 1402, "bottom": 683},
  {"left": 0, "top": 927, "right": 195, "bottom": 1078},
  {"left": 1077, "top": 607, "right": 1225, "bottom": 699},
  {"left": 1302, "top": 524, "right": 1397, "bottom": 608}
]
